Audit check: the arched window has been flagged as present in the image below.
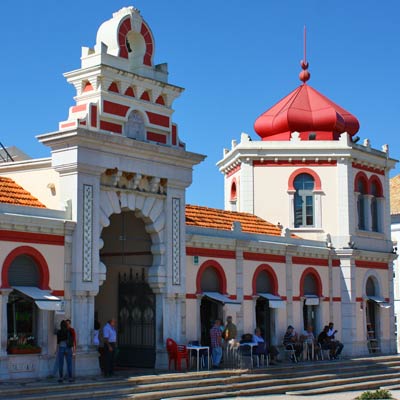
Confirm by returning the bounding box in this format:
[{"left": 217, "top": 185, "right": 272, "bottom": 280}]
[
  {"left": 356, "top": 177, "right": 368, "bottom": 230},
  {"left": 7, "top": 254, "right": 41, "bottom": 352},
  {"left": 200, "top": 267, "right": 221, "bottom": 292},
  {"left": 8, "top": 255, "right": 40, "bottom": 286},
  {"left": 294, "top": 173, "right": 315, "bottom": 228},
  {"left": 124, "top": 110, "right": 146, "bottom": 140},
  {"left": 370, "top": 179, "right": 383, "bottom": 233},
  {"left": 256, "top": 270, "right": 273, "bottom": 293},
  {"left": 303, "top": 273, "right": 318, "bottom": 295}
]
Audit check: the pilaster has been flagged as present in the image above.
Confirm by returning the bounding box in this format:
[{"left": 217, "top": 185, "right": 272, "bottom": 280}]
[{"left": 239, "top": 159, "right": 254, "bottom": 214}]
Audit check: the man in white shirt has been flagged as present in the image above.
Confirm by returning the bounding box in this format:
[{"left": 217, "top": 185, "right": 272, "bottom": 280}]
[
  {"left": 327, "top": 322, "right": 344, "bottom": 358},
  {"left": 103, "top": 318, "right": 117, "bottom": 377}
]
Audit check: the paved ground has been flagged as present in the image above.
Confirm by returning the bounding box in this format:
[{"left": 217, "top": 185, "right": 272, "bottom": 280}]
[{"left": 229, "top": 391, "right": 400, "bottom": 399}]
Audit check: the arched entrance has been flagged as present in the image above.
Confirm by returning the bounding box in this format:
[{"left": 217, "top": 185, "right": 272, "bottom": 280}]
[
  {"left": 365, "top": 276, "right": 385, "bottom": 353},
  {"left": 199, "top": 265, "right": 224, "bottom": 346},
  {"left": 301, "top": 269, "right": 322, "bottom": 332},
  {"left": 95, "top": 210, "right": 155, "bottom": 368},
  {"left": 253, "top": 265, "right": 281, "bottom": 345}
]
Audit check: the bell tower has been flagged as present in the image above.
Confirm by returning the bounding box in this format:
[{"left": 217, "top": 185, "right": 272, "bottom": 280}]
[{"left": 59, "top": 6, "right": 184, "bottom": 148}]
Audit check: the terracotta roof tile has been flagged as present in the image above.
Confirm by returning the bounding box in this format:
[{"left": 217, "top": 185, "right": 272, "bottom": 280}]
[
  {"left": 185, "top": 205, "right": 283, "bottom": 236},
  {"left": 0, "top": 176, "right": 46, "bottom": 208},
  {"left": 390, "top": 175, "right": 400, "bottom": 215}
]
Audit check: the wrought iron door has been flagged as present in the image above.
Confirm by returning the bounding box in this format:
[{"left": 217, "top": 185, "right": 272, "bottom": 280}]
[{"left": 118, "top": 269, "right": 155, "bottom": 368}]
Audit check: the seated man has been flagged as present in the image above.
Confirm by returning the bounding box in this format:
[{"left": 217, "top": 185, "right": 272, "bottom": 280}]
[
  {"left": 327, "top": 322, "right": 344, "bottom": 358},
  {"left": 283, "top": 325, "right": 302, "bottom": 361},
  {"left": 318, "top": 325, "right": 337, "bottom": 360},
  {"left": 252, "top": 327, "right": 279, "bottom": 364}
]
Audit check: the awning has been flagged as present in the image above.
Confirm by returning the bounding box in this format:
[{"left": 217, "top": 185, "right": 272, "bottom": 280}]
[
  {"left": 203, "top": 292, "right": 240, "bottom": 305},
  {"left": 13, "top": 286, "right": 63, "bottom": 311},
  {"left": 367, "top": 296, "right": 391, "bottom": 309},
  {"left": 258, "top": 293, "right": 286, "bottom": 309},
  {"left": 304, "top": 295, "right": 320, "bottom": 306}
]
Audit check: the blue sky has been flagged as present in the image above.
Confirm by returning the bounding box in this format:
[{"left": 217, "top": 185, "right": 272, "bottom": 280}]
[{"left": 0, "top": 1, "right": 399, "bottom": 208}]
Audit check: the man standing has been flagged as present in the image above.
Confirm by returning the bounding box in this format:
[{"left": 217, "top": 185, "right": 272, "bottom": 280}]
[
  {"left": 222, "top": 316, "right": 237, "bottom": 367},
  {"left": 222, "top": 316, "right": 237, "bottom": 341},
  {"left": 210, "top": 319, "right": 222, "bottom": 369},
  {"left": 103, "top": 318, "right": 117, "bottom": 377},
  {"left": 65, "top": 319, "right": 77, "bottom": 379}
]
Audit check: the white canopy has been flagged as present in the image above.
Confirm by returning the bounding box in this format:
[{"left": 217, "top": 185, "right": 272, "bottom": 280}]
[
  {"left": 367, "top": 296, "right": 391, "bottom": 309},
  {"left": 13, "top": 286, "right": 62, "bottom": 311},
  {"left": 258, "top": 293, "right": 286, "bottom": 309},
  {"left": 203, "top": 292, "right": 240, "bottom": 305},
  {"left": 304, "top": 295, "right": 320, "bottom": 306}
]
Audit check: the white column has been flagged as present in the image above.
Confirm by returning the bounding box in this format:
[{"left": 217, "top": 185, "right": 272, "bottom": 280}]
[
  {"left": 314, "top": 191, "right": 323, "bottom": 228},
  {"left": 239, "top": 159, "right": 254, "bottom": 214},
  {"left": 288, "top": 191, "right": 295, "bottom": 228},
  {"left": 235, "top": 245, "right": 244, "bottom": 336},
  {"left": 337, "top": 250, "right": 357, "bottom": 356},
  {"left": 334, "top": 158, "right": 352, "bottom": 248},
  {"left": 285, "top": 249, "right": 295, "bottom": 324}
]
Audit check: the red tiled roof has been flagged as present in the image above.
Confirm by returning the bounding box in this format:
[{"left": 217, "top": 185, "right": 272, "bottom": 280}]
[
  {"left": 185, "top": 204, "right": 282, "bottom": 236},
  {"left": 0, "top": 177, "right": 46, "bottom": 208}
]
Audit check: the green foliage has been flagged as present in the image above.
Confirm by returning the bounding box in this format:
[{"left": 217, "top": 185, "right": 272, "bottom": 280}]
[{"left": 355, "top": 389, "right": 394, "bottom": 399}]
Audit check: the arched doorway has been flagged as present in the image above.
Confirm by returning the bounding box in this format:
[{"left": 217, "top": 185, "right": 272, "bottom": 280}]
[
  {"left": 95, "top": 210, "right": 155, "bottom": 368},
  {"left": 199, "top": 266, "right": 224, "bottom": 346},
  {"left": 254, "top": 266, "right": 281, "bottom": 345},
  {"left": 365, "top": 276, "right": 381, "bottom": 353},
  {"left": 301, "top": 270, "right": 321, "bottom": 332}
]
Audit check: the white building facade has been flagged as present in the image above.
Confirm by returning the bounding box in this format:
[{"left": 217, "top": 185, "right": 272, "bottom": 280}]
[{"left": 0, "top": 6, "right": 397, "bottom": 379}]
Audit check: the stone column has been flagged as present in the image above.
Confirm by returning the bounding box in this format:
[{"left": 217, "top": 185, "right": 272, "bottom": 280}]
[
  {"left": 235, "top": 244, "right": 244, "bottom": 336},
  {"left": 285, "top": 246, "right": 296, "bottom": 324},
  {"left": 337, "top": 249, "right": 357, "bottom": 356}
]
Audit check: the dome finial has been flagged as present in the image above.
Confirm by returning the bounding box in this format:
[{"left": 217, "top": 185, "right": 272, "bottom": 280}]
[{"left": 299, "top": 25, "right": 310, "bottom": 83}]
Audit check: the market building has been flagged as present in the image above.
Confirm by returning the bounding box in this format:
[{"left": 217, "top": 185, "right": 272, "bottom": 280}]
[{"left": 0, "top": 6, "right": 397, "bottom": 379}]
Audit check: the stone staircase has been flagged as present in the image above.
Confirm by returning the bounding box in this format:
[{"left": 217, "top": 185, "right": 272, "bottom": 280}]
[{"left": 1, "top": 355, "right": 400, "bottom": 399}]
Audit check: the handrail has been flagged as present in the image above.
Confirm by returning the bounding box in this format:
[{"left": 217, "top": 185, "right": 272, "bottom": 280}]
[{"left": 0, "top": 142, "right": 14, "bottom": 162}]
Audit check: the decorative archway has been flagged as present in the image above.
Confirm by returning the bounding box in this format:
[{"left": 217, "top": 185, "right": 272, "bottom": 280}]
[
  {"left": 288, "top": 168, "right": 322, "bottom": 191},
  {"left": 98, "top": 189, "right": 166, "bottom": 288},
  {"left": 195, "top": 260, "right": 227, "bottom": 294},
  {"left": 354, "top": 171, "right": 369, "bottom": 193},
  {"left": 299, "top": 267, "right": 323, "bottom": 297},
  {"left": 252, "top": 264, "right": 279, "bottom": 295},
  {"left": 1, "top": 246, "right": 50, "bottom": 290}
]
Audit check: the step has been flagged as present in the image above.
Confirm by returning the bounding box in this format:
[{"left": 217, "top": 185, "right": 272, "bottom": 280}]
[{"left": 2, "top": 356, "right": 400, "bottom": 400}]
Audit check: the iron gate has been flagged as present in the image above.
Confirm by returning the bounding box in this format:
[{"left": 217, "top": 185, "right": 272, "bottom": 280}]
[{"left": 118, "top": 269, "right": 155, "bottom": 368}]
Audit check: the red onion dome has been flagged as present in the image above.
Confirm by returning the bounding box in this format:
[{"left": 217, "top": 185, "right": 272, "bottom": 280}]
[{"left": 254, "top": 61, "right": 359, "bottom": 141}]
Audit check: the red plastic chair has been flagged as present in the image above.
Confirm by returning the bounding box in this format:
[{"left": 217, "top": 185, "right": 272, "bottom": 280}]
[{"left": 166, "top": 338, "right": 189, "bottom": 371}]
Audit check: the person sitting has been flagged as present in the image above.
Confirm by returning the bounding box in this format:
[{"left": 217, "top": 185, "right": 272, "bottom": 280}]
[
  {"left": 252, "top": 327, "right": 279, "bottom": 365},
  {"left": 283, "top": 325, "right": 302, "bottom": 361},
  {"left": 318, "top": 325, "right": 337, "bottom": 360},
  {"left": 327, "top": 322, "right": 344, "bottom": 358},
  {"left": 301, "top": 325, "right": 317, "bottom": 360}
]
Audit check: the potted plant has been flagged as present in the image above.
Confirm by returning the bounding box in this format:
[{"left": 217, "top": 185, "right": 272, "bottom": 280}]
[{"left": 7, "top": 335, "right": 41, "bottom": 354}]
